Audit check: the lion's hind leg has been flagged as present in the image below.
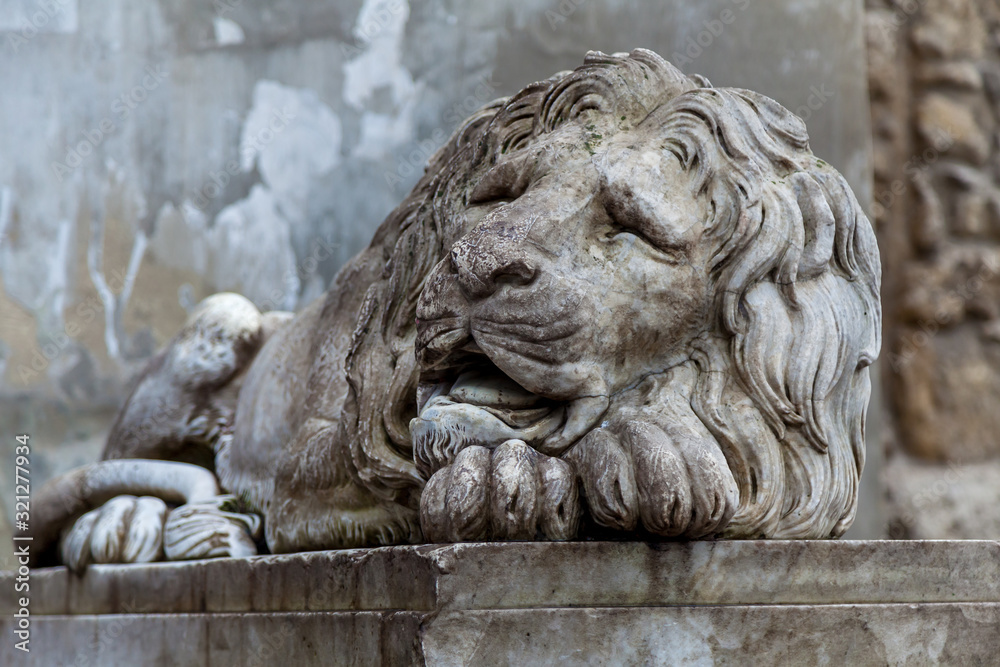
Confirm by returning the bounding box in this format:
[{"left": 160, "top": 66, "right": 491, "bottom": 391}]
[
  {"left": 32, "top": 459, "right": 261, "bottom": 571},
  {"left": 265, "top": 490, "right": 421, "bottom": 553},
  {"left": 261, "top": 417, "right": 422, "bottom": 553}
]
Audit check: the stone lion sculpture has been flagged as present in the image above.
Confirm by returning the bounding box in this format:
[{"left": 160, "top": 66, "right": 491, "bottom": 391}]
[{"left": 30, "top": 49, "right": 880, "bottom": 570}]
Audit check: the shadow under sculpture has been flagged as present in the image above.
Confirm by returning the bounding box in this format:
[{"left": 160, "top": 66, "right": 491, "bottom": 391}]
[{"left": 30, "top": 49, "right": 881, "bottom": 570}]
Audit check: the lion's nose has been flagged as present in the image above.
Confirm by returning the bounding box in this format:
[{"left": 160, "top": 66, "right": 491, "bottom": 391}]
[{"left": 450, "top": 242, "right": 537, "bottom": 299}]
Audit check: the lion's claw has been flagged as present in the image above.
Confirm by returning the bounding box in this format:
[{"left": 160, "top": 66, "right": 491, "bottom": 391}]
[
  {"left": 443, "top": 446, "right": 491, "bottom": 540},
  {"left": 60, "top": 495, "right": 168, "bottom": 573},
  {"left": 567, "top": 416, "right": 738, "bottom": 538},
  {"left": 489, "top": 440, "right": 540, "bottom": 539},
  {"left": 420, "top": 440, "right": 580, "bottom": 542},
  {"left": 563, "top": 427, "right": 638, "bottom": 531},
  {"left": 59, "top": 494, "right": 262, "bottom": 572},
  {"left": 163, "top": 495, "right": 261, "bottom": 561}
]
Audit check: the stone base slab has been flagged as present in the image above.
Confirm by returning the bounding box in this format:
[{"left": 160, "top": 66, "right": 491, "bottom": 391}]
[{"left": 2, "top": 541, "right": 998, "bottom": 665}]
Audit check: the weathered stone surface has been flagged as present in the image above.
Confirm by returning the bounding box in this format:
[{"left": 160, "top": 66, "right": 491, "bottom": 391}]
[
  {"left": 421, "top": 605, "right": 1000, "bottom": 665},
  {"left": 4, "top": 604, "right": 997, "bottom": 666},
  {"left": 2, "top": 0, "right": 882, "bottom": 553},
  {"left": 29, "top": 46, "right": 881, "bottom": 569},
  {"left": 886, "top": 453, "right": 1000, "bottom": 538},
  {"left": 9, "top": 612, "right": 427, "bottom": 666},
  {"left": 7, "top": 540, "right": 1000, "bottom": 616},
  {"left": 2, "top": 541, "right": 999, "bottom": 665}
]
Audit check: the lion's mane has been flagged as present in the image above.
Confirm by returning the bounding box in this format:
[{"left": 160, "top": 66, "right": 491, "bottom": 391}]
[{"left": 660, "top": 88, "right": 881, "bottom": 538}]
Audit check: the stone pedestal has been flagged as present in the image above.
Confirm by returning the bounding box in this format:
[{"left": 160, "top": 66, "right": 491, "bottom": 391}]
[{"left": 2, "top": 541, "right": 998, "bottom": 665}]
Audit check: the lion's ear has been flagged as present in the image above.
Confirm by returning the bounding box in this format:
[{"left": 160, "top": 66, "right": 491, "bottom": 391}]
[
  {"left": 791, "top": 172, "right": 836, "bottom": 280},
  {"left": 689, "top": 73, "right": 713, "bottom": 88},
  {"left": 732, "top": 89, "right": 809, "bottom": 151}
]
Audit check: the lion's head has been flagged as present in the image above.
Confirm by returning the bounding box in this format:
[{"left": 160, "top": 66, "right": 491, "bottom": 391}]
[{"left": 339, "top": 49, "right": 880, "bottom": 542}]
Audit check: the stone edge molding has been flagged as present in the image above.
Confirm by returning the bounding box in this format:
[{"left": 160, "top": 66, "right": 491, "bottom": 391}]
[
  {"left": 2, "top": 541, "right": 999, "bottom": 665},
  {"left": 3, "top": 540, "right": 998, "bottom": 615}
]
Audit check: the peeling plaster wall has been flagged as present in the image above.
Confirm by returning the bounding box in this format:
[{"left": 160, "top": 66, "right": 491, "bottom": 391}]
[{"left": 0, "top": 0, "right": 875, "bottom": 549}]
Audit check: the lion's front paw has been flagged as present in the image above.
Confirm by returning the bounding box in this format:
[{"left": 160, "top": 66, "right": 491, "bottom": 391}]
[
  {"left": 60, "top": 494, "right": 262, "bottom": 571},
  {"left": 60, "top": 495, "right": 169, "bottom": 573},
  {"left": 163, "top": 496, "right": 262, "bottom": 561},
  {"left": 565, "top": 418, "right": 738, "bottom": 538},
  {"left": 419, "top": 440, "right": 580, "bottom": 542}
]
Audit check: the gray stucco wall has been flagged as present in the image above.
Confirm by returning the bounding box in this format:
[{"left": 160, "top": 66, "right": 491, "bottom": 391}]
[{"left": 0, "top": 0, "right": 874, "bottom": 565}]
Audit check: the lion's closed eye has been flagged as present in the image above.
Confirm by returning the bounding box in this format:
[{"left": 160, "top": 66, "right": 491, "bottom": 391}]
[
  {"left": 604, "top": 218, "right": 654, "bottom": 245},
  {"left": 599, "top": 196, "right": 690, "bottom": 261}
]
